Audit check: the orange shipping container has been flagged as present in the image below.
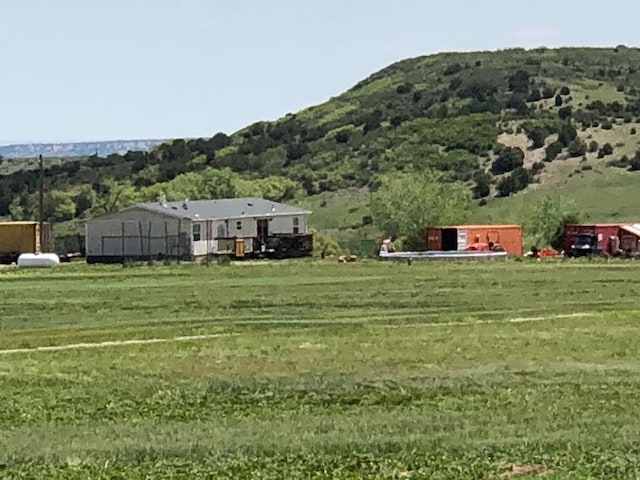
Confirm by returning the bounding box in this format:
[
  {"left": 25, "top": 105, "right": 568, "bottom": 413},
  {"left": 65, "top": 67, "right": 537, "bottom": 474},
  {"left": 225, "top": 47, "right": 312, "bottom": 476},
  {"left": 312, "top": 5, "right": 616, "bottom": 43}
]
[{"left": 425, "top": 224, "right": 523, "bottom": 255}]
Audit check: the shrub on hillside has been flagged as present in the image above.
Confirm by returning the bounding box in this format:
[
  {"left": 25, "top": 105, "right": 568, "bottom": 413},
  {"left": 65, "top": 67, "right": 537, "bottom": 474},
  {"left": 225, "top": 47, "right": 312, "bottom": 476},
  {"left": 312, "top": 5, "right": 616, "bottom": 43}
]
[
  {"left": 545, "top": 141, "right": 563, "bottom": 161},
  {"left": 334, "top": 130, "right": 350, "bottom": 143},
  {"left": 490, "top": 147, "right": 524, "bottom": 175},
  {"left": 567, "top": 139, "right": 586, "bottom": 158},
  {"left": 558, "top": 106, "right": 573, "bottom": 120},
  {"left": 472, "top": 170, "right": 491, "bottom": 198},
  {"left": 597, "top": 143, "right": 614, "bottom": 158},
  {"left": 496, "top": 167, "right": 530, "bottom": 197}
]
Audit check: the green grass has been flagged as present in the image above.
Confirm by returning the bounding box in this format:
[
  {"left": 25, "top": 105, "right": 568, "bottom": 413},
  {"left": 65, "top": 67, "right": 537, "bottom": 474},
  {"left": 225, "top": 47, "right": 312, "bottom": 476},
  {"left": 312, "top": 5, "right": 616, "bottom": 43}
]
[{"left": 2, "top": 259, "right": 640, "bottom": 478}]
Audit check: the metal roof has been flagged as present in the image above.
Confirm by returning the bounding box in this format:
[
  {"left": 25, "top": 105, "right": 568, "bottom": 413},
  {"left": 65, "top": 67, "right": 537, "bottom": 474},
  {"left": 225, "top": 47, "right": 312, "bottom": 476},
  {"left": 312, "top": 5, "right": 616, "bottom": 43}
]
[
  {"left": 0, "top": 221, "right": 45, "bottom": 226},
  {"left": 620, "top": 224, "right": 640, "bottom": 237},
  {"left": 132, "top": 197, "right": 311, "bottom": 221},
  {"left": 430, "top": 224, "right": 522, "bottom": 229}
]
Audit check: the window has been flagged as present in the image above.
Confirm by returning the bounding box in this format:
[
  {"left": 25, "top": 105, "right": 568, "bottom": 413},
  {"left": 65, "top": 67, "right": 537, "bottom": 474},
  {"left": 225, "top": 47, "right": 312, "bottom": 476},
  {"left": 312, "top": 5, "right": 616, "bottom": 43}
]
[
  {"left": 293, "top": 217, "right": 300, "bottom": 234},
  {"left": 192, "top": 223, "right": 201, "bottom": 242},
  {"left": 236, "top": 220, "right": 242, "bottom": 230}
]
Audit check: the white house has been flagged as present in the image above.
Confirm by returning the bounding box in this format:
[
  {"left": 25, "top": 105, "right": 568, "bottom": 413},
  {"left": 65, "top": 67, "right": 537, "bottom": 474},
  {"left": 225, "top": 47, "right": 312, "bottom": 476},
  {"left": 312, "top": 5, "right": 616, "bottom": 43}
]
[{"left": 85, "top": 197, "right": 312, "bottom": 263}]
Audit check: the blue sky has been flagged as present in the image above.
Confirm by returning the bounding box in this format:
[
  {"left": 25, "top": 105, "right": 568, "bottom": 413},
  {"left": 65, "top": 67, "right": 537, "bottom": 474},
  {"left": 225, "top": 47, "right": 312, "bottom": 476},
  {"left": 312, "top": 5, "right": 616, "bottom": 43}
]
[{"left": 1, "top": 0, "right": 638, "bottom": 144}]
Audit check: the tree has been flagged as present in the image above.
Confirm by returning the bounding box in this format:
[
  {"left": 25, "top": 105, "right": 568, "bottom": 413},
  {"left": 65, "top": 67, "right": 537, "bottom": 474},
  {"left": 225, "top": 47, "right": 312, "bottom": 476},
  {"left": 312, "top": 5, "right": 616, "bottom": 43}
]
[
  {"left": 567, "top": 139, "right": 586, "bottom": 158},
  {"left": 496, "top": 167, "right": 530, "bottom": 197},
  {"left": 508, "top": 70, "right": 530, "bottom": 93},
  {"left": 90, "top": 179, "right": 139, "bottom": 216},
  {"left": 545, "top": 141, "right": 563, "bottom": 161},
  {"left": 555, "top": 95, "right": 563, "bottom": 107},
  {"left": 558, "top": 106, "right": 573, "bottom": 120},
  {"left": 558, "top": 122, "right": 577, "bottom": 146},
  {"left": 527, "top": 127, "right": 546, "bottom": 149},
  {"left": 472, "top": 170, "right": 491, "bottom": 198},
  {"left": 491, "top": 147, "right": 524, "bottom": 175},
  {"left": 371, "top": 170, "right": 471, "bottom": 249},
  {"left": 528, "top": 195, "right": 580, "bottom": 249}
]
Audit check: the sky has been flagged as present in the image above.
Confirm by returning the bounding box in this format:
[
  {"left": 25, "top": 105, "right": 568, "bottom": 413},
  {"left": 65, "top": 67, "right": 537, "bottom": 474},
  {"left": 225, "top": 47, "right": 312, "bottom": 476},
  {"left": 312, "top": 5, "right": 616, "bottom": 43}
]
[{"left": 2, "top": 0, "right": 640, "bottom": 144}]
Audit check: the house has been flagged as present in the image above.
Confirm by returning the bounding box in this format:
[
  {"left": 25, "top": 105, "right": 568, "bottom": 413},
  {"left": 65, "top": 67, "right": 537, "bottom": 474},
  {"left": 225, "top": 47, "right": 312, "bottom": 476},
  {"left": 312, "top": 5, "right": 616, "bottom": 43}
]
[{"left": 85, "top": 197, "right": 313, "bottom": 263}]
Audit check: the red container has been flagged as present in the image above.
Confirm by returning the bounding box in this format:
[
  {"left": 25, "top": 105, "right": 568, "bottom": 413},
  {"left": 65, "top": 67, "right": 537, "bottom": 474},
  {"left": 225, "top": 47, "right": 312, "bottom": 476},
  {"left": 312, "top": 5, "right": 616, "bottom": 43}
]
[{"left": 562, "top": 223, "right": 623, "bottom": 255}]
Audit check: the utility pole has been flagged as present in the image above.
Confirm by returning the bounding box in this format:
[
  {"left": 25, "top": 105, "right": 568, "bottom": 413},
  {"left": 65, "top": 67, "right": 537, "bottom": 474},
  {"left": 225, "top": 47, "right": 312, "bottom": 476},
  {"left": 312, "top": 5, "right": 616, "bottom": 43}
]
[{"left": 38, "top": 154, "right": 44, "bottom": 252}]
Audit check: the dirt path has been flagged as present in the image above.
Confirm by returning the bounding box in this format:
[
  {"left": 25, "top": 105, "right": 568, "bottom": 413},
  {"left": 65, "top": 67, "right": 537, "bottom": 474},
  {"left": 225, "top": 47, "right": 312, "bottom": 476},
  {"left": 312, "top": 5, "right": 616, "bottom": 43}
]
[
  {"left": 0, "top": 332, "right": 235, "bottom": 355},
  {"left": 0, "top": 312, "right": 597, "bottom": 356},
  {"left": 382, "top": 312, "right": 597, "bottom": 329}
]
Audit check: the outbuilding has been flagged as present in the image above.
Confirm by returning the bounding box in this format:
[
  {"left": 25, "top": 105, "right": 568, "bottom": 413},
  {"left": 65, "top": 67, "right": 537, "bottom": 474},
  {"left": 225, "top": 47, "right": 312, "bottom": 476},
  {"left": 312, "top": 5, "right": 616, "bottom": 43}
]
[
  {"left": 85, "top": 197, "right": 313, "bottom": 263},
  {"left": 564, "top": 223, "right": 640, "bottom": 256}
]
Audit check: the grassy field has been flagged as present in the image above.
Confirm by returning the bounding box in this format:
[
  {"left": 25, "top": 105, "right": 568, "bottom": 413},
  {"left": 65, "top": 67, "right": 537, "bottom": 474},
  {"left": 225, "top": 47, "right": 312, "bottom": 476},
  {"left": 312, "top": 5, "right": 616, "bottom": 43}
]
[{"left": 1, "top": 259, "right": 640, "bottom": 478}]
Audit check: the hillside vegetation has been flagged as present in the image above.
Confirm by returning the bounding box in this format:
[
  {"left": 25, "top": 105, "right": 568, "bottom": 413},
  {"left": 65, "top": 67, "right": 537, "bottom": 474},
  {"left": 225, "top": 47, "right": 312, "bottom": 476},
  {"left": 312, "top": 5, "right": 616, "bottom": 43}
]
[{"left": 4, "top": 46, "right": 640, "bottom": 250}]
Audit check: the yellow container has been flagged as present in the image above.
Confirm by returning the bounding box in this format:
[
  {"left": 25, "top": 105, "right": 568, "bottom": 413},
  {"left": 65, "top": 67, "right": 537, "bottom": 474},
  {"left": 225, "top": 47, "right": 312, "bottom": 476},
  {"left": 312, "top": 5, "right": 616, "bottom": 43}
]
[{"left": 0, "top": 221, "right": 53, "bottom": 253}]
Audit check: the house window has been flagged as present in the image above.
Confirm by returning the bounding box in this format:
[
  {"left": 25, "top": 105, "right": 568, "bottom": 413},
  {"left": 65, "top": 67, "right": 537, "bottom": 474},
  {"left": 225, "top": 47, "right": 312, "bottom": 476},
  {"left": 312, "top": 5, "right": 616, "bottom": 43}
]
[
  {"left": 236, "top": 220, "right": 242, "bottom": 230},
  {"left": 192, "top": 224, "right": 201, "bottom": 242},
  {"left": 293, "top": 217, "right": 300, "bottom": 234}
]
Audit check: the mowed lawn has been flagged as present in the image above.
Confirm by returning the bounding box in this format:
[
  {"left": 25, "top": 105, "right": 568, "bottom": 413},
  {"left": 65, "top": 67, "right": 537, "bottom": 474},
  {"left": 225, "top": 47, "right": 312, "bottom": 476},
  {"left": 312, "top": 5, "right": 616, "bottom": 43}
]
[{"left": 1, "top": 259, "right": 640, "bottom": 479}]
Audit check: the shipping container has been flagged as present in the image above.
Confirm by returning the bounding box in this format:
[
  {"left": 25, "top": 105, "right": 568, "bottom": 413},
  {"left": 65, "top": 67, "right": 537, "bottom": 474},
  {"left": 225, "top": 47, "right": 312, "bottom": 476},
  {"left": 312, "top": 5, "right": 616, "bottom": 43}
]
[
  {"left": 425, "top": 224, "right": 523, "bottom": 255},
  {"left": 0, "top": 221, "right": 54, "bottom": 264},
  {"left": 562, "top": 223, "right": 622, "bottom": 257}
]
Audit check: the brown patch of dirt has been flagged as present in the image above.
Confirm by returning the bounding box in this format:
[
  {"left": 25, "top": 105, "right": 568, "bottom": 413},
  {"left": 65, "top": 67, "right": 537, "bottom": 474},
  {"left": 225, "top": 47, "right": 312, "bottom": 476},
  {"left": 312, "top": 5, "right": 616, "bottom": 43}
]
[{"left": 499, "top": 463, "right": 552, "bottom": 477}]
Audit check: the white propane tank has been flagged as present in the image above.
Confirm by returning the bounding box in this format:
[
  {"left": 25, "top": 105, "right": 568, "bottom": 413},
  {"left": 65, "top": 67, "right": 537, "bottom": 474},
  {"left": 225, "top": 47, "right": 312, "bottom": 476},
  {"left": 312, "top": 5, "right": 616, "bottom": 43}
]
[{"left": 17, "top": 253, "right": 60, "bottom": 268}]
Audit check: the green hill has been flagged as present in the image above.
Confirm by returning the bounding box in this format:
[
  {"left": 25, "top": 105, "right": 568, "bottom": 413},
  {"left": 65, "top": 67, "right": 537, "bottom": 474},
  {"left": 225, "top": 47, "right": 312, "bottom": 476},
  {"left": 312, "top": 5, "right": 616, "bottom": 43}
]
[{"left": 4, "top": 46, "right": 640, "bottom": 251}]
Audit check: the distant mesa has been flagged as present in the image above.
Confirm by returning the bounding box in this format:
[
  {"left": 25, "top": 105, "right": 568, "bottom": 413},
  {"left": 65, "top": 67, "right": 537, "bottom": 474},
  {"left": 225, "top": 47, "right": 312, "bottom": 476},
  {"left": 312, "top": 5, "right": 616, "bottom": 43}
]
[{"left": 0, "top": 139, "right": 168, "bottom": 159}]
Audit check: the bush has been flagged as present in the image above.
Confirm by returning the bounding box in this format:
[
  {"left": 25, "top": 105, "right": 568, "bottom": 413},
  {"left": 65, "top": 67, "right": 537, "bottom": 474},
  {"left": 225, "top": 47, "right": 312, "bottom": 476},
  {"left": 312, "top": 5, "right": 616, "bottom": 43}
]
[
  {"left": 567, "top": 139, "right": 586, "bottom": 158},
  {"left": 496, "top": 167, "right": 530, "bottom": 197},
  {"left": 597, "top": 143, "right": 614, "bottom": 158},
  {"left": 531, "top": 161, "right": 545, "bottom": 173},
  {"left": 558, "top": 106, "right": 573, "bottom": 120},
  {"left": 396, "top": 83, "right": 412, "bottom": 94},
  {"left": 588, "top": 140, "right": 599, "bottom": 153},
  {"left": 607, "top": 155, "right": 630, "bottom": 168},
  {"left": 472, "top": 171, "right": 491, "bottom": 198},
  {"left": 631, "top": 127, "right": 637, "bottom": 135},
  {"left": 443, "top": 63, "right": 463, "bottom": 76},
  {"left": 560, "top": 86, "right": 571, "bottom": 95},
  {"left": 334, "top": 130, "right": 350, "bottom": 143},
  {"left": 312, "top": 231, "right": 342, "bottom": 258},
  {"left": 545, "top": 141, "right": 563, "bottom": 162},
  {"left": 490, "top": 147, "right": 524, "bottom": 175}
]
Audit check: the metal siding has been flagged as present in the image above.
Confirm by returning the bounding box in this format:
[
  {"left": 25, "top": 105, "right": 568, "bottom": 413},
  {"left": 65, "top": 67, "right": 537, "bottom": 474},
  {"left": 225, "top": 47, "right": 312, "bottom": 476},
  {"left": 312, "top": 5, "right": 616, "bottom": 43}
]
[
  {"left": 457, "top": 229, "right": 468, "bottom": 250},
  {"left": 86, "top": 209, "right": 192, "bottom": 258},
  {"left": 465, "top": 226, "right": 523, "bottom": 255},
  {"left": 425, "top": 227, "right": 442, "bottom": 250}
]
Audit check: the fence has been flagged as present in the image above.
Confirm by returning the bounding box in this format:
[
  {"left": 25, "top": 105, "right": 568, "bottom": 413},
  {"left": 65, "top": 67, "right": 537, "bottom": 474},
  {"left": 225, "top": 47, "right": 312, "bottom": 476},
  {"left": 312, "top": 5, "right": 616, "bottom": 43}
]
[{"left": 90, "top": 220, "right": 191, "bottom": 263}]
